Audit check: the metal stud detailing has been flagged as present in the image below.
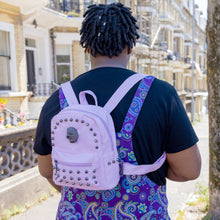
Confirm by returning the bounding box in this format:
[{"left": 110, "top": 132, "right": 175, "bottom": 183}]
[
  {"left": 93, "top": 169, "right": 96, "bottom": 173},
  {"left": 69, "top": 170, "right": 73, "bottom": 174},
  {"left": 92, "top": 175, "right": 96, "bottom": 179},
  {"left": 93, "top": 133, "right": 97, "bottom": 136},
  {"left": 56, "top": 122, "right": 59, "bottom": 125},
  {"left": 94, "top": 181, "right": 98, "bottom": 184},
  {"left": 85, "top": 177, "right": 89, "bottom": 181},
  {"left": 81, "top": 120, "right": 84, "bottom": 123},
  {"left": 70, "top": 118, "right": 73, "bottom": 121},
  {"left": 86, "top": 123, "right": 89, "bottom": 126},
  {"left": 85, "top": 170, "right": 88, "bottom": 174},
  {"left": 77, "top": 171, "right": 80, "bottom": 174},
  {"left": 78, "top": 177, "right": 81, "bottom": 181},
  {"left": 60, "top": 119, "right": 63, "bottom": 123},
  {"left": 72, "top": 182, "right": 75, "bottom": 185},
  {"left": 108, "top": 162, "right": 111, "bottom": 165},
  {"left": 70, "top": 177, "right": 73, "bottom": 180},
  {"left": 51, "top": 137, "right": 54, "bottom": 140},
  {"left": 54, "top": 126, "right": 57, "bottom": 129},
  {"left": 64, "top": 118, "right": 68, "bottom": 122},
  {"left": 75, "top": 119, "right": 79, "bottom": 122},
  {"left": 112, "top": 160, "right": 116, "bottom": 163},
  {"left": 94, "top": 140, "right": 98, "bottom": 143},
  {"left": 87, "top": 183, "right": 90, "bottom": 186},
  {"left": 51, "top": 131, "right": 54, "bottom": 134},
  {"left": 90, "top": 128, "right": 93, "bottom": 131},
  {"left": 63, "top": 176, "right": 66, "bottom": 179},
  {"left": 62, "top": 169, "right": 66, "bottom": 172},
  {"left": 65, "top": 181, "right": 68, "bottom": 184},
  {"left": 79, "top": 183, "right": 83, "bottom": 186},
  {"left": 95, "top": 146, "right": 99, "bottom": 150}
]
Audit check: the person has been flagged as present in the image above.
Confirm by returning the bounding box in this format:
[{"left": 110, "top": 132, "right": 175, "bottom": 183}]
[{"left": 34, "top": 3, "right": 201, "bottom": 219}]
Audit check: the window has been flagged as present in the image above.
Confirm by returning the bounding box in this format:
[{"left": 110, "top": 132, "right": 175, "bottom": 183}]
[
  {"left": 0, "top": 31, "right": 11, "bottom": 90},
  {"left": 173, "top": 72, "right": 176, "bottom": 89},
  {"left": 56, "top": 45, "right": 72, "bottom": 84}
]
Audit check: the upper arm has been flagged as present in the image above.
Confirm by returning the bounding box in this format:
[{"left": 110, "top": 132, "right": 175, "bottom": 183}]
[
  {"left": 166, "top": 144, "right": 201, "bottom": 180},
  {"left": 38, "top": 154, "right": 53, "bottom": 179}
]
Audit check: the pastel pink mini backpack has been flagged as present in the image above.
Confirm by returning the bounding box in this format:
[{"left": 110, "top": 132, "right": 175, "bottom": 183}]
[{"left": 51, "top": 74, "right": 166, "bottom": 190}]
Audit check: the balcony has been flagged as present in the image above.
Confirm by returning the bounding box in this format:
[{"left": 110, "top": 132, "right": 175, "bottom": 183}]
[{"left": 47, "top": 0, "right": 81, "bottom": 17}]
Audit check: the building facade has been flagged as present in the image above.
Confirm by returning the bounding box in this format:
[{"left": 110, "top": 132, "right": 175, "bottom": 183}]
[{"left": 0, "top": 0, "right": 207, "bottom": 119}]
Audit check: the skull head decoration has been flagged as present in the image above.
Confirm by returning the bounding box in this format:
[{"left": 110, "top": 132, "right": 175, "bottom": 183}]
[{"left": 66, "top": 127, "right": 78, "bottom": 143}]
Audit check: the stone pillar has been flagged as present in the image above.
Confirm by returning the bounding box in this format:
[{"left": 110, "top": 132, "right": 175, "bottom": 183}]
[{"left": 72, "top": 41, "right": 85, "bottom": 78}]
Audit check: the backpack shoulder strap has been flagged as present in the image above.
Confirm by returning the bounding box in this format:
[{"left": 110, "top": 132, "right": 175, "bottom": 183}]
[
  {"left": 104, "top": 73, "right": 147, "bottom": 113},
  {"left": 60, "top": 81, "right": 79, "bottom": 106}
]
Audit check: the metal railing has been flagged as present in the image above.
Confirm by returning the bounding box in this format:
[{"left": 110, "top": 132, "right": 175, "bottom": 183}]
[
  {"left": 0, "top": 125, "right": 37, "bottom": 180},
  {"left": 28, "top": 82, "right": 59, "bottom": 97}
]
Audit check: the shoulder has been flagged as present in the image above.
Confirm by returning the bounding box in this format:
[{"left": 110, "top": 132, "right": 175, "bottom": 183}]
[{"left": 41, "top": 89, "right": 60, "bottom": 121}]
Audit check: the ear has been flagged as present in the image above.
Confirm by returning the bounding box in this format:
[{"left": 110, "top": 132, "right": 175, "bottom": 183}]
[
  {"left": 86, "top": 47, "right": 90, "bottom": 54},
  {"left": 129, "top": 48, "right": 133, "bottom": 54}
]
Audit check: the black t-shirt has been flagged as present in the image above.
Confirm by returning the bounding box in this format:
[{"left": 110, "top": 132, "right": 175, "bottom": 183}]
[{"left": 34, "top": 67, "right": 198, "bottom": 185}]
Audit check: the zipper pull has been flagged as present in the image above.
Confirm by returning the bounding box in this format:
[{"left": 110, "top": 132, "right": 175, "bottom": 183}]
[{"left": 54, "top": 160, "right": 58, "bottom": 175}]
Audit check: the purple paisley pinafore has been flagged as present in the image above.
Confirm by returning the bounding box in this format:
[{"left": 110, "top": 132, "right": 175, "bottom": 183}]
[{"left": 56, "top": 75, "right": 170, "bottom": 220}]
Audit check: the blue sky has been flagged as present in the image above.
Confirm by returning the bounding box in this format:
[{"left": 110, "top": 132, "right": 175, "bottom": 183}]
[{"left": 195, "top": 0, "right": 208, "bottom": 18}]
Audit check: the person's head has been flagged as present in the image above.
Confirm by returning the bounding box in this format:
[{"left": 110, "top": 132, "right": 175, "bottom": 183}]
[{"left": 80, "top": 3, "right": 139, "bottom": 58}]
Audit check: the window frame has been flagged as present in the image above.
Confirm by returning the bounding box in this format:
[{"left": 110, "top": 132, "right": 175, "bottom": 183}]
[{"left": 0, "top": 21, "right": 18, "bottom": 93}]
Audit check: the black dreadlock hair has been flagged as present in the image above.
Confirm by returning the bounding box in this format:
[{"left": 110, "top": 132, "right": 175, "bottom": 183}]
[{"left": 80, "top": 3, "right": 139, "bottom": 58}]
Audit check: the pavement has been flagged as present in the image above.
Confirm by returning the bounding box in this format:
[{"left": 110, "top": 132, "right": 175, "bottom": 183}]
[{"left": 9, "top": 114, "right": 209, "bottom": 220}]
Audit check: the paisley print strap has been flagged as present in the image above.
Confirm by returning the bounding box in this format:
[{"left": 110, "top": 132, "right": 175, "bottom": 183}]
[{"left": 120, "top": 75, "right": 155, "bottom": 135}]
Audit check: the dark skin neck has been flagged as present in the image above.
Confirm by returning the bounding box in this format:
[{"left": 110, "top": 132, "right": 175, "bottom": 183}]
[{"left": 90, "top": 48, "right": 131, "bottom": 70}]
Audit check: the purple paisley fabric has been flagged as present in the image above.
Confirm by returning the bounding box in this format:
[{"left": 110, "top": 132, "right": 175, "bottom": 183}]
[{"left": 56, "top": 75, "right": 170, "bottom": 220}]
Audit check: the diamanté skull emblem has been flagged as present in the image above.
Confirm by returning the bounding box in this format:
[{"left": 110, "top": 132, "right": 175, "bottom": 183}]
[{"left": 67, "top": 127, "right": 78, "bottom": 143}]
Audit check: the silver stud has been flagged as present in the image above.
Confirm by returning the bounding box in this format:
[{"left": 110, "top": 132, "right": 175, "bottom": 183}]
[
  {"left": 58, "top": 174, "right": 60, "bottom": 177},
  {"left": 93, "top": 133, "right": 97, "bottom": 136},
  {"left": 54, "top": 126, "right": 57, "bottom": 129},
  {"left": 92, "top": 175, "right": 96, "bottom": 179},
  {"left": 87, "top": 183, "right": 90, "bottom": 186},
  {"left": 69, "top": 170, "right": 73, "bottom": 174},
  {"left": 108, "top": 162, "right": 111, "bottom": 165},
  {"left": 93, "top": 169, "right": 96, "bottom": 173},
  {"left": 85, "top": 177, "right": 89, "bottom": 181},
  {"left": 51, "top": 131, "right": 54, "bottom": 134},
  {"left": 52, "top": 143, "right": 55, "bottom": 146},
  {"left": 94, "top": 139, "right": 98, "bottom": 143},
  {"left": 95, "top": 146, "right": 99, "bottom": 150},
  {"left": 116, "top": 158, "right": 120, "bottom": 162},
  {"left": 90, "top": 128, "right": 93, "bottom": 131},
  {"left": 75, "top": 119, "right": 79, "bottom": 122},
  {"left": 70, "top": 177, "right": 73, "bottom": 180},
  {"left": 78, "top": 177, "right": 81, "bottom": 181},
  {"left": 59, "top": 180, "right": 63, "bottom": 183},
  {"left": 86, "top": 123, "right": 89, "bottom": 126},
  {"left": 56, "top": 122, "right": 59, "bottom": 125},
  {"left": 94, "top": 181, "right": 98, "bottom": 184},
  {"left": 63, "top": 176, "right": 66, "bottom": 179},
  {"left": 72, "top": 182, "right": 75, "bottom": 185},
  {"left": 62, "top": 169, "right": 66, "bottom": 172},
  {"left": 112, "top": 160, "right": 116, "bottom": 163},
  {"left": 70, "top": 118, "right": 73, "bottom": 121},
  {"left": 85, "top": 170, "right": 88, "bottom": 174},
  {"left": 64, "top": 118, "right": 68, "bottom": 122},
  {"left": 77, "top": 171, "right": 80, "bottom": 174},
  {"left": 51, "top": 137, "right": 54, "bottom": 140},
  {"left": 65, "top": 181, "right": 68, "bottom": 184},
  {"left": 98, "top": 32, "right": 101, "bottom": 37},
  {"left": 79, "top": 183, "right": 83, "bottom": 186},
  {"left": 81, "top": 120, "right": 84, "bottom": 123},
  {"left": 60, "top": 119, "right": 63, "bottom": 123}
]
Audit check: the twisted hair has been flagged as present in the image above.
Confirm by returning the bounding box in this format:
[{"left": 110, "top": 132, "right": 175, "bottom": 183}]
[{"left": 80, "top": 3, "right": 139, "bottom": 58}]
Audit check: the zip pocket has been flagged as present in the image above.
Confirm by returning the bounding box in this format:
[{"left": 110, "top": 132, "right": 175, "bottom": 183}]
[{"left": 53, "top": 159, "right": 99, "bottom": 188}]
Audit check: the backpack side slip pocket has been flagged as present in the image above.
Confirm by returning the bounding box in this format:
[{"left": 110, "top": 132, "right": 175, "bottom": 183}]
[{"left": 51, "top": 74, "right": 166, "bottom": 190}]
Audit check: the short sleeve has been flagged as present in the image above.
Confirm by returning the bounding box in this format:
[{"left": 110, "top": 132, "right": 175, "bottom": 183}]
[
  {"left": 165, "top": 87, "right": 199, "bottom": 153},
  {"left": 33, "top": 90, "right": 60, "bottom": 155}
]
